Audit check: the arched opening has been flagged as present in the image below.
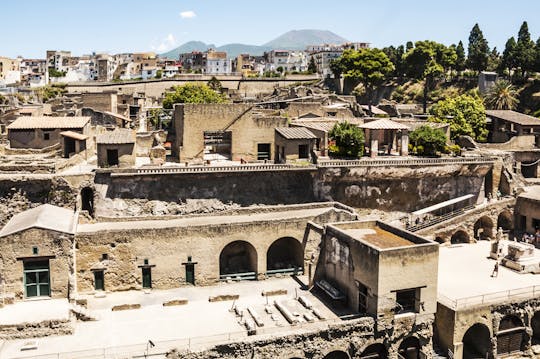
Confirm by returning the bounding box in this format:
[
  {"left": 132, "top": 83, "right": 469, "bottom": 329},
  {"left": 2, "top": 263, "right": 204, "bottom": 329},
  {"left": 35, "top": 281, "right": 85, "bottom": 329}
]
[
  {"left": 451, "top": 230, "right": 470, "bottom": 244},
  {"left": 81, "top": 187, "right": 94, "bottom": 217},
  {"left": 219, "top": 241, "right": 257, "bottom": 280},
  {"left": 497, "top": 210, "right": 514, "bottom": 231},
  {"left": 398, "top": 337, "right": 420, "bottom": 359},
  {"left": 323, "top": 350, "right": 350, "bottom": 359},
  {"left": 497, "top": 315, "right": 526, "bottom": 355},
  {"left": 474, "top": 216, "right": 494, "bottom": 240},
  {"left": 266, "top": 237, "right": 304, "bottom": 275},
  {"left": 434, "top": 237, "right": 445, "bottom": 244},
  {"left": 359, "top": 343, "right": 387, "bottom": 359},
  {"left": 531, "top": 312, "right": 540, "bottom": 345},
  {"left": 463, "top": 323, "right": 492, "bottom": 359}
]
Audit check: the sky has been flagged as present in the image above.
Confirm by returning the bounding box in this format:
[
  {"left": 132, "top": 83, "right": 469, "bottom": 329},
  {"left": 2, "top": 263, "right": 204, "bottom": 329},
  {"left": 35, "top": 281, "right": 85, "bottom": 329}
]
[{"left": 3, "top": 0, "right": 540, "bottom": 58}]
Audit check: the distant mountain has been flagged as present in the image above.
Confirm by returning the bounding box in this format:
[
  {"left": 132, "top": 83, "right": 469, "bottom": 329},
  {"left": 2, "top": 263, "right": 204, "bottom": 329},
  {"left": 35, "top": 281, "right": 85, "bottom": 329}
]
[
  {"left": 263, "top": 29, "right": 348, "bottom": 50},
  {"left": 160, "top": 29, "right": 349, "bottom": 59}
]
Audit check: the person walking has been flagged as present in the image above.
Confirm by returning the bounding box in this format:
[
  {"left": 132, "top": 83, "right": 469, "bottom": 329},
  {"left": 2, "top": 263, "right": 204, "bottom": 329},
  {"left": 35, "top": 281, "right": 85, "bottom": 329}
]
[{"left": 491, "top": 261, "right": 499, "bottom": 278}]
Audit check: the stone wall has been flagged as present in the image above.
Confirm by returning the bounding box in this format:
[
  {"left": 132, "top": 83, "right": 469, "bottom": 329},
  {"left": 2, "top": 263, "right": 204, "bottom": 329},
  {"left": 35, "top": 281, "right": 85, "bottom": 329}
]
[{"left": 0, "top": 318, "right": 73, "bottom": 340}]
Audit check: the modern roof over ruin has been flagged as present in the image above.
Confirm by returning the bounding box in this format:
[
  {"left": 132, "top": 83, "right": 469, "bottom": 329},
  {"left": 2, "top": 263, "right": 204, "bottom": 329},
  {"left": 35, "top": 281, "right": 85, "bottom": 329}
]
[
  {"left": 275, "top": 127, "right": 317, "bottom": 140},
  {"left": 359, "top": 118, "right": 410, "bottom": 130},
  {"left": 60, "top": 131, "right": 89, "bottom": 141},
  {"left": 96, "top": 129, "right": 136, "bottom": 144},
  {"left": 7, "top": 116, "right": 90, "bottom": 130},
  {"left": 0, "top": 204, "right": 78, "bottom": 237},
  {"left": 486, "top": 110, "right": 540, "bottom": 126}
]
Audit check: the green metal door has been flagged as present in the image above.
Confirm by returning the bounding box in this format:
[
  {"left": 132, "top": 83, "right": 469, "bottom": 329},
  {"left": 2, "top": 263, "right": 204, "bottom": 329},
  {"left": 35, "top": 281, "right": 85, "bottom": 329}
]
[
  {"left": 185, "top": 264, "right": 195, "bottom": 285},
  {"left": 94, "top": 270, "right": 104, "bottom": 291},
  {"left": 24, "top": 260, "right": 50, "bottom": 298},
  {"left": 142, "top": 268, "right": 152, "bottom": 288}
]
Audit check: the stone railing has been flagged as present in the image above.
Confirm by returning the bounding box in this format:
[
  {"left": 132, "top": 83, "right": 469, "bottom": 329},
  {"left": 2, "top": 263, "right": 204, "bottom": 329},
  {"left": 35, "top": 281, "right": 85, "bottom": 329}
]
[
  {"left": 317, "top": 156, "right": 495, "bottom": 168},
  {"left": 105, "top": 163, "right": 316, "bottom": 176},
  {"left": 438, "top": 285, "right": 540, "bottom": 310}
]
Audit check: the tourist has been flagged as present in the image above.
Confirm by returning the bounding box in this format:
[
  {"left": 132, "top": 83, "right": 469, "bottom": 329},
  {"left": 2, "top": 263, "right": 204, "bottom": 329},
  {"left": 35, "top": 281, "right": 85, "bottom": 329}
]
[{"left": 491, "top": 261, "right": 499, "bottom": 278}]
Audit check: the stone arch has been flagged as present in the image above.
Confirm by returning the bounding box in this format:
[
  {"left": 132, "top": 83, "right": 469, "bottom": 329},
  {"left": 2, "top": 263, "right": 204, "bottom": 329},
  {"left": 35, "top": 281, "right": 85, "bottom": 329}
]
[
  {"left": 434, "top": 236, "right": 445, "bottom": 244},
  {"left": 462, "top": 323, "right": 492, "bottom": 359},
  {"left": 473, "top": 216, "right": 494, "bottom": 240},
  {"left": 359, "top": 343, "right": 388, "bottom": 359},
  {"left": 531, "top": 312, "right": 540, "bottom": 345},
  {"left": 219, "top": 240, "right": 258, "bottom": 277},
  {"left": 81, "top": 187, "right": 94, "bottom": 217},
  {"left": 497, "top": 210, "right": 514, "bottom": 231},
  {"left": 497, "top": 315, "right": 527, "bottom": 355},
  {"left": 266, "top": 237, "right": 304, "bottom": 274},
  {"left": 398, "top": 336, "right": 420, "bottom": 359},
  {"left": 451, "top": 230, "right": 470, "bottom": 244},
  {"left": 322, "top": 350, "right": 350, "bottom": 359}
]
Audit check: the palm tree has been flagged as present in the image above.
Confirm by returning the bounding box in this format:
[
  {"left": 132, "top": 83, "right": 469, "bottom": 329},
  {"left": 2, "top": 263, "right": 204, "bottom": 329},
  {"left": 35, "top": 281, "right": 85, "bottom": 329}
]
[{"left": 484, "top": 80, "right": 520, "bottom": 110}]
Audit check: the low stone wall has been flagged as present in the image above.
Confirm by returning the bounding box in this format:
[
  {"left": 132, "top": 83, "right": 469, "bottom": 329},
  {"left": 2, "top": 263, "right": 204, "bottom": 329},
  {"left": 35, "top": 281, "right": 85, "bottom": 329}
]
[{"left": 0, "top": 318, "right": 73, "bottom": 340}]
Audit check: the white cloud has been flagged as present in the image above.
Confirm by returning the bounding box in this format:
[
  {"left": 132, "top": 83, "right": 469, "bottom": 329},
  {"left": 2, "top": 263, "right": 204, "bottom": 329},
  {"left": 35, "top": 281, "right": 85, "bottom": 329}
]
[
  {"left": 180, "top": 10, "right": 196, "bottom": 19},
  {"left": 151, "top": 33, "right": 178, "bottom": 52}
]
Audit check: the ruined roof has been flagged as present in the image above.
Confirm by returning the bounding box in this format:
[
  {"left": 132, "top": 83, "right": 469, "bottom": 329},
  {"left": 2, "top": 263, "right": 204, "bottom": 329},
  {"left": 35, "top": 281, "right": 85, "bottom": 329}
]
[
  {"left": 486, "top": 110, "right": 540, "bottom": 126},
  {"left": 60, "top": 131, "right": 89, "bottom": 141},
  {"left": 359, "top": 118, "right": 410, "bottom": 130},
  {"left": 0, "top": 204, "right": 77, "bottom": 237},
  {"left": 7, "top": 116, "right": 90, "bottom": 130},
  {"left": 103, "top": 111, "right": 132, "bottom": 122},
  {"left": 517, "top": 186, "right": 540, "bottom": 202},
  {"left": 275, "top": 127, "right": 317, "bottom": 140},
  {"left": 360, "top": 105, "right": 388, "bottom": 116},
  {"left": 292, "top": 121, "right": 336, "bottom": 132},
  {"left": 96, "top": 129, "right": 136, "bottom": 144}
]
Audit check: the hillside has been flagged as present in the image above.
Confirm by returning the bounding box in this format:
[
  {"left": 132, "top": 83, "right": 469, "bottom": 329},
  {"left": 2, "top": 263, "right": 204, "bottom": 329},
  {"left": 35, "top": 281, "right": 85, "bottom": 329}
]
[{"left": 160, "top": 29, "right": 348, "bottom": 59}]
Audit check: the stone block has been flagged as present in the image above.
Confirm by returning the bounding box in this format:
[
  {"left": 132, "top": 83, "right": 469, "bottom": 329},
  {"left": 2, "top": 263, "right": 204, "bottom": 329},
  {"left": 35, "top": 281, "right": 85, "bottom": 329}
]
[{"left": 111, "top": 304, "right": 141, "bottom": 311}]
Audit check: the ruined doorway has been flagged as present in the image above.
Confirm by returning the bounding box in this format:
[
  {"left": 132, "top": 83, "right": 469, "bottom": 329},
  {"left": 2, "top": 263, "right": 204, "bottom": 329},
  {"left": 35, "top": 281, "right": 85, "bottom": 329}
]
[
  {"left": 451, "top": 230, "right": 470, "bottom": 244},
  {"left": 462, "top": 323, "right": 491, "bottom": 359},
  {"left": 497, "top": 315, "right": 526, "bottom": 355},
  {"left": 203, "top": 131, "right": 232, "bottom": 161},
  {"left": 532, "top": 312, "right": 540, "bottom": 345},
  {"left": 473, "top": 216, "right": 494, "bottom": 240},
  {"left": 497, "top": 210, "right": 514, "bottom": 231},
  {"left": 106, "top": 149, "right": 119, "bottom": 166},
  {"left": 81, "top": 187, "right": 94, "bottom": 217},
  {"left": 93, "top": 270, "right": 105, "bottom": 291},
  {"left": 323, "top": 350, "right": 350, "bottom": 359},
  {"left": 266, "top": 237, "right": 304, "bottom": 276},
  {"left": 398, "top": 336, "right": 420, "bottom": 359},
  {"left": 219, "top": 241, "right": 257, "bottom": 280},
  {"left": 63, "top": 137, "right": 76, "bottom": 158},
  {"left": 298, "top": 144, "right": 309, "bottom": 159},
  {"left": 359, "top": 343, "right": 387, "bottom": 359}
]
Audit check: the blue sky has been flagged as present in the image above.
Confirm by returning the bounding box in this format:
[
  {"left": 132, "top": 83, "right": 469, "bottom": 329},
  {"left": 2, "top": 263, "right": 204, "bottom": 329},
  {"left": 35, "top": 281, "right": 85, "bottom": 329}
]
[{"left": 3, "top": 0, "right": 540, "bottom": 58}]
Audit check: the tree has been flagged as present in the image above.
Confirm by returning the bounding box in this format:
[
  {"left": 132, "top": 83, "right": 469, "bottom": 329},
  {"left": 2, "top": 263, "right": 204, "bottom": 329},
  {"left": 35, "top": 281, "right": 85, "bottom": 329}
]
[
  {"left": 501, "top": 37, "right": 517, "bottom": 77},
  {"left": 409, "top": 125, "right": 447, "bottom": 156},
  {"left": 430, "top": 94, "right": 488, "bottom": 141},
  {"left": 403, "top": 41, "right": 449, "bottom": 113},
  {"left": 382, "top": 45, "right": 406, "bottom": 78},
  {"left": 454, "top": 41, "right": 467, "bottom": 74},
  {"left": 467, "top": 23, "right": 490, "bottom": 73},
  {"left": 487, "top": 47, "right": 501, "bottom": 72},
  {"left": 484, "top": 80, "right": 519, "bottom": 110},
  {"left": 515, "top": 21, "right": 535, "bottom": 77},
  {"left": 308, "top": 57, "right": 317, "bottom": 74},
  {"left": 406, "top": 41, "right": 414, "bottom": 52},
  {"left": 163, "top": 83, "right": 227, "bottom": 109},
  {"left": 207, "top": 76, "right": 223, "bottom": 92},
  {"left": 338, "top": 48, "right": 394, "bottom": 115},
  {"left": 329, "top": 58, "right": 344, "bottom": 78},
  {"left": 328, "top": 121, "right": 365, "bottom": 157},
  {"left": 534, "top": 37, "right": 540, "bottom": 73}
]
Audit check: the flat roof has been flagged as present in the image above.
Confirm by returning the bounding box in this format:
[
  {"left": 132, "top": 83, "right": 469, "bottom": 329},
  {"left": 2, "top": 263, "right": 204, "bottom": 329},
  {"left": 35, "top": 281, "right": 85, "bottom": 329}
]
[
  {"left": 486, "top": 110, "right": 540, "bottom": 126},
  {"left": 340, "top": 227, "right": 415, "bottom": 249},
  {"left": 438, "top": 241, "right": 540, "bottom": 308}
]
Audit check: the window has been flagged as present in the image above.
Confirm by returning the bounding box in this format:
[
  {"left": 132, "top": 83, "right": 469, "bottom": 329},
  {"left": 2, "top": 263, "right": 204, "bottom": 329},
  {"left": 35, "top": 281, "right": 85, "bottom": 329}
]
[
  {"left": 24, "top": 260, "right": 50, "bottom": 298},
  {"left": 32, "top": 246, "right": 39, "bottom": 255},
  {"left": 257, "top": 143, "right": 271, "bottom": 160},
  {"left": 43, "top": 133, "right": 50, "bottom": 140},
  {"left": 395, "top": 288, "right": 420, "bottom": 314}
]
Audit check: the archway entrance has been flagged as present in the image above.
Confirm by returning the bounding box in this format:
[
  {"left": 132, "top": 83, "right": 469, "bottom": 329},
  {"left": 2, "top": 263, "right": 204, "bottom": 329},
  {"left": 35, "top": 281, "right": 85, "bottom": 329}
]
[
  {"left": 531, "top": 312, "right": 540, "bottom": 345},
  {"left": 434, "top": 237, "right": 445, "bottom": 244},
  {"left": 219, "top": 241, "right": 257, "bottom": 280},
  {"left": 463, "top": 323, "right": 491, "bottom": 359},
  {"left": 81, "top": 187, "right": 94, "bottom": 217},
  {"left": 451, "top": 230, "right": 470, "bottom": 244},
  {"left": 474, "top": 216, "right": 494, "bottom": 240},
  {"left": 497, "top": 315, "right": 526, "bottom": 355},
  {"left": 323, "top": 350, "right": 350, "bottom": 359},
  {"left": 359, "top": 343, "right": 387, "bottom": 359},
  {"left": 266, "top": 237, "right": 304, "bottom": 276},
  {"left": 398, "top": 337, "right": 420, "bottom": 359},
  {"left": 497, "top": 210, "right": 513, "bottom": 231}
]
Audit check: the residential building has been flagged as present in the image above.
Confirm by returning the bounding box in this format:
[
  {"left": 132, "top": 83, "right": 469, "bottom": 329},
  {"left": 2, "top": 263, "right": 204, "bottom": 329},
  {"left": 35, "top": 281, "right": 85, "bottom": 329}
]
[
  {"left": 206, "top": 49, "right": 231, "bottom": 75},
  {"left": 265, "top": 50, "right": 308, "bottom": 72},
  {"left": 0, "top": 56, "right": 21, "bottom": 85}
]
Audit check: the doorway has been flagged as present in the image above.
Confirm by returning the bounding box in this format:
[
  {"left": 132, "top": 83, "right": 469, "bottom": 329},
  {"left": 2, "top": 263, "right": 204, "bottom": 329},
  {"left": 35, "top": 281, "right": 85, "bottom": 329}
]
[
  {"left": 185, "top": 264, "right": 195, "bottom": 285},
  {"left": 94, "top": 270, "right": 105, "bottom": 291},
  {"left": 142, "top": 267, "right": 152, "bottom": 289},
  {"left": 106, "top": 149, "right": 119, "bottom": 166}
]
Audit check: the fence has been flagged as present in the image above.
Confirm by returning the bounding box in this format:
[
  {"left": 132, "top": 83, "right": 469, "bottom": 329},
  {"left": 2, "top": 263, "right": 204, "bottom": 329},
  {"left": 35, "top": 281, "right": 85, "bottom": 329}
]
[
  {"left": 317, "top": 156, "right": 495, "bottom": 168},
  {"left": 438, "top": 285, "right": 540, "bottom": 310}
]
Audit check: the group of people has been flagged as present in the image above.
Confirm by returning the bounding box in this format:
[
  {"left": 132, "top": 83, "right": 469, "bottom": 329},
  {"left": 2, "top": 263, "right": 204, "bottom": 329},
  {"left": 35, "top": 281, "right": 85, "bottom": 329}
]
[{"left": 520, "top": 230, "right": 540, "bottom": 247}]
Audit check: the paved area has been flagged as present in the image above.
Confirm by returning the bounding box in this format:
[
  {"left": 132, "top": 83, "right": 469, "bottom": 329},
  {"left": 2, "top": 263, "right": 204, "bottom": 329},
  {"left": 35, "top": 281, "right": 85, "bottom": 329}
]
[
  {"left": 0, "top": 277, "right": 339, "bottom": 359},
  {"left": 0, "top": 299, "right": 69, "bottom": 325},
  {"left": 438, "top": 241, "right": 540, "bottom": 303}
]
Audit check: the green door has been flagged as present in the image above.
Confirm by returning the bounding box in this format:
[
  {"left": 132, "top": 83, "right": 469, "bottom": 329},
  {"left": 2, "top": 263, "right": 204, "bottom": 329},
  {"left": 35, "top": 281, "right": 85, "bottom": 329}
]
[
  {"left": 24, "top": 260, "right": 50, "bottom": 298},
  {"left": 186, "top": 264, "right": 195, "bottom": 285},
  {"left": 142, "top": 268, "right": 152, "bottom": 288},
  {"left": 94, "top": 270, "right": 104, "bottom": 291}
]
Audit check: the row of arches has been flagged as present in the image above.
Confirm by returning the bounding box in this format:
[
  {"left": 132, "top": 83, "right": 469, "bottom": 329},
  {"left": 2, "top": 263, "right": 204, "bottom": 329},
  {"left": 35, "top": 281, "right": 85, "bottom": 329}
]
[
  {"left": 219, "top": 237, "right": 304, "bottom": 277},
  {"left": 287, "top": 337, "right": 421, "bottom": 359},
  {"left": 462, "top": 313, "right": 540, "bottom": 358}
]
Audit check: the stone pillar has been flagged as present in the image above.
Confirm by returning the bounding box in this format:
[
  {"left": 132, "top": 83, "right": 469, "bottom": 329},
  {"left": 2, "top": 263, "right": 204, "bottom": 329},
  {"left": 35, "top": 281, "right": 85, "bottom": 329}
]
[
  {"left": 370, "top": 139, "right": 378, "bottom": 158},
  {"left": 400, "top": 131, "right": 409, "bottom": 156}
]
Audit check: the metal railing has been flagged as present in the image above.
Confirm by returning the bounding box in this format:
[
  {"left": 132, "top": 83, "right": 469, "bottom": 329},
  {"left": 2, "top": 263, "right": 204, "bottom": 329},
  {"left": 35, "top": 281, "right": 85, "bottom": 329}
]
[
  {"left": 406, "top": 205, "right": 475, "bottom": 232},
  {"left": 438, "top": 285, "right": 540, "bottom": 310},
  {"left": 317, "top": 156, "right": 495, "bottom": 168},
  {"left": 219, "top": 271, "right": 257, "bottom": 281},
  {"left": 265, "top": 267, "right": 304, "bottom": 277}
]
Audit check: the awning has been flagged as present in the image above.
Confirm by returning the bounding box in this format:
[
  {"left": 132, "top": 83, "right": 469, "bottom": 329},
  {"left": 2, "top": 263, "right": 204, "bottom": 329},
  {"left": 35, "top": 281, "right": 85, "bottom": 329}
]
[
  {"left": 412, "top": 194, "right": 474, "bottom": 215},
  {"left": 60, "top": 131, "right": 89, "bottom": 141}
]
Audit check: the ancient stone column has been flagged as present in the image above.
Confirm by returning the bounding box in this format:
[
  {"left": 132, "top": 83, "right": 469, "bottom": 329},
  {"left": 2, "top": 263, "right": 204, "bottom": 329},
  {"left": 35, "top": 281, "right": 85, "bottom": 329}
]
[{"left": 400, "top": 130, "right": 409, "bottom": 156}]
